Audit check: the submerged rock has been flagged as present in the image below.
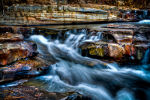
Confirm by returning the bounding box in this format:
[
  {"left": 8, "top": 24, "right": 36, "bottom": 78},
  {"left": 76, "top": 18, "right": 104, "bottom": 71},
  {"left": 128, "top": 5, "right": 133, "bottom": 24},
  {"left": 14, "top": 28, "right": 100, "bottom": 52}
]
[{"left": 0, "top": 85, "right": 91, "bottom": 100}]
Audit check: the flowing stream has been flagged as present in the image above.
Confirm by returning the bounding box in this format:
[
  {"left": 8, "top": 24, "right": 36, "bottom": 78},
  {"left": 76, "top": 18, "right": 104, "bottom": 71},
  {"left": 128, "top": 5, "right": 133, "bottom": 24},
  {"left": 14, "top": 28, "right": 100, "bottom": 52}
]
[
  {"left": 26, "top": 25, "right": 150, "bottom": 100},
  {"left": 1, "top": 20, "right": 150, "bottom": 100}
]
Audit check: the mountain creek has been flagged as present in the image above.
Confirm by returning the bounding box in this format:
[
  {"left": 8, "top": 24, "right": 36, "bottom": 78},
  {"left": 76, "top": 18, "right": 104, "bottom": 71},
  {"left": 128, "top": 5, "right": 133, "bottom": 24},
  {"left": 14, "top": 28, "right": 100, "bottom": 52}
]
[{"left": 0, "top": 20, "right": 150, "bottom": 100}]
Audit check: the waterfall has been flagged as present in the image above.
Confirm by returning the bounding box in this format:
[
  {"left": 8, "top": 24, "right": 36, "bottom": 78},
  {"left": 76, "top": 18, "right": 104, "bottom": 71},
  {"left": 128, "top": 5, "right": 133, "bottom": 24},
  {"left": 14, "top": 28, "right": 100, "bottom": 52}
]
[
  {"left": 28, "top": 34, "right": 150, "bottom": 100},
  {"left": 29, "top": 35, "right": 109, "bottom": 68},
  {"left": 143, "top": 10, "right": 148, "bottom": 18},
  {"left": 138, "top": 20, "right": 150, "bottom": 24},
  {"left": 142, "top": 48, "right": 150, "bottom": 64}
]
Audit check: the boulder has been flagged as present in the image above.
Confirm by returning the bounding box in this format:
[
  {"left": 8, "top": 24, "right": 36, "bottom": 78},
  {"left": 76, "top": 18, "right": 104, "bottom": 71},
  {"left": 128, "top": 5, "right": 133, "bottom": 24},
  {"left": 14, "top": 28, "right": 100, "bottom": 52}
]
[
  {"left": 80, "top": 41, "right": 125, "bottom": 60},
  {"left": 0, "top": 42, "right": 35, "bottom": 65},
  {"left": 0, "top": 32, "right": 36, "bottom": 66},
  {"left": 0, "top": 56, "right": 50, "bottom": 83},
  {"left": 0, "top": 32, "right": 52, "bottom": 83}
]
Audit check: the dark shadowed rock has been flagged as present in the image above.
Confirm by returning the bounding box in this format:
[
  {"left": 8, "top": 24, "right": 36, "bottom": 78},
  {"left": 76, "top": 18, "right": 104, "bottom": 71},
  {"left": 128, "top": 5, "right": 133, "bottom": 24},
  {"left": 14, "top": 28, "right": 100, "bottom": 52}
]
[{"left": 0, "top": 27, "right": 14, "bottom": 33}]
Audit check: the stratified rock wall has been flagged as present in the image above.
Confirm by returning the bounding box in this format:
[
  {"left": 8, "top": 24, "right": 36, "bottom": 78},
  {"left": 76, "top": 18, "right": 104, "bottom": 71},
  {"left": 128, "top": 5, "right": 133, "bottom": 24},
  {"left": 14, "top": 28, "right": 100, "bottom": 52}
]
[
  {"left": 0, "top": 0, "right": 150, "bottom": 25},
  {"left": 2, "top": 0, "right": 150, "bottom": 8}
]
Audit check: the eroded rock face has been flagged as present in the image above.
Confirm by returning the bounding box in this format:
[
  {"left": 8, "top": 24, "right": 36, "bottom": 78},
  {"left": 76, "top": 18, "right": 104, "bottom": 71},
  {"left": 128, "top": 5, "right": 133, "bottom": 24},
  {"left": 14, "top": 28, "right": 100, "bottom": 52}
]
[
  {"left": 0, "top": 32, "right": 52, "bottom": 83},
  {"left": 0, "top": 32, "right": 36, "bottom": 66},
  {"left": 0, "top": 56, "right": 50, "bottom": 82},
  {"left": 80, "top": 42, "right": 125, "bottom": 60},
  {"left": 80, "top": 24, "right": 150, "bottom": 63},
  {"left": 1, "top": 3, "right": 149, "bottom": 25},
  {"left": 0, "top": 42, "right": 35, "bottom": 66}
]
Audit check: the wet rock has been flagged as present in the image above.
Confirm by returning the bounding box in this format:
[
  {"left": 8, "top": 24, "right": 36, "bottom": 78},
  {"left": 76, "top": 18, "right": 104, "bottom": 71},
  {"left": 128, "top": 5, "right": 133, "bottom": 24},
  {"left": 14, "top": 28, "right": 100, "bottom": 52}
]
[
  {"left": 101, "top": 28, "right": 134, "bottom": 44},
  {"left": 65, "top": 93, "right": 92, "bottom": 100},
  {"left": 80, "top": 41, "right": 125, "bottom": 60},
  {"left": 133, "top": 27, "right": 150, "bottom": 45},
  {"left": 0, "top": 42, "right": 35, "bottom": 65},
  {"left": 0, "top": 32, "right": 36, "bottom": 66},
  {"left": 81, "top": 24, "right": 150, "bottom": 63},
  {"left": 0, "top": 85, "right": 89, "bottom": 100},
  {"left": 105, "top": 24, "right": 137, "bottom": 29},
  {"left": 0, "top": 27, "right": 14, "bottom": 34},
  {"left": 0, "top": 56, "right": 50, "bottom": 83},
  {"left": 134, "top": 46, "right": 150, "bottom": 61},
  {"left": 16, "top": 70, "right": 41, "bottom": 78},
  {"left": 21, "top": 66, "right": 32, "bottom": 71},
  {"left": 0, "top": 32, "right": 23, "bottom": 42}
]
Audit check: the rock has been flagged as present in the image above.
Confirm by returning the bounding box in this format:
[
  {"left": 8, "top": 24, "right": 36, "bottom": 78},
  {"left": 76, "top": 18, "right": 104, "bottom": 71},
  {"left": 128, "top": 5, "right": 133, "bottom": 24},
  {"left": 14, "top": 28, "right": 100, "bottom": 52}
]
[
  {"left": 0, "top": 56, "right": 50, "bottom": 83},
  {"left": 0, "top": 31, "right": 51, "bottom": 83},
  {"left": 0, "top": 85, "right": 90, "bottom": 100},
  {"left": 105, "top": 24, "right": 137, "bottom": 29},
  {"left": 80, "top": 24, "right": 150, "bottom": 63},
  {"left": 100, "top": 28, "right": 134, "bottom": 44},
  {"left": 0, "top": 32, "right": 24, "bottom": 42},
  {"left": 16, "top": 70, "right": 41, "bottom": 78},
  {"left": 65, "top": 93, "right": 92, "bottom": 100},
  {"left": 108, "top": 43, "right": 125, "bottom": 59},
  {"left": 0, "top": 42, "right": 35, "bottom": 65},
  {"left": 0, "top": 32, "right": 36, "bottom": 65},
  {"left": 21, "top": 66, "right": 32, "bottom": 71},
  {"left": 80, "top": 41, "right": 125, "bottom": 60},
  {"left": 134, "top": 46, "right": 149, "bottom": 61},
  {"left": 0, "top": 27, "right": 14, "bottom": 34}
]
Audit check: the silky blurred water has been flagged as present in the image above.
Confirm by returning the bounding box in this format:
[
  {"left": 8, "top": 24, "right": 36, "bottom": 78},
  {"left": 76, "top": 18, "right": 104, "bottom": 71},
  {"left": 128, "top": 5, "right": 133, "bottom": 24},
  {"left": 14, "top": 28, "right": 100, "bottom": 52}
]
[{"left": 1, "top": 20, "right": 150, "bottom": 100}]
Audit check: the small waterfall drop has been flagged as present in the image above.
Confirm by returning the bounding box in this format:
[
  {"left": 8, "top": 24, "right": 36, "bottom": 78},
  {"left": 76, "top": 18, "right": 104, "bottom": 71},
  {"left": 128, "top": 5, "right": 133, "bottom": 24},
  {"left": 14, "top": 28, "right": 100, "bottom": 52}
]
[
  {"left": 138, "top": 20, "right": 150, "bottom": 24},
  {"left": 142, "top": 48, "right": 150, "bottom": 64},
  {"left": 28, "top": 30, "right": 150, "bottom": 100},
  {"left": 64, "top": 29, "right": 103, "bottom": 50}
]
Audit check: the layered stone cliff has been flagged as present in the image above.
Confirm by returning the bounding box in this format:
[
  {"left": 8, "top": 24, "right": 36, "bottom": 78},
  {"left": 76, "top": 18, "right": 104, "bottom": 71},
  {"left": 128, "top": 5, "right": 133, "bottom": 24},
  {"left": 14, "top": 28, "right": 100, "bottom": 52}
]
[{"left": 0, "top": 0, "right": 150, "bottom": 25}]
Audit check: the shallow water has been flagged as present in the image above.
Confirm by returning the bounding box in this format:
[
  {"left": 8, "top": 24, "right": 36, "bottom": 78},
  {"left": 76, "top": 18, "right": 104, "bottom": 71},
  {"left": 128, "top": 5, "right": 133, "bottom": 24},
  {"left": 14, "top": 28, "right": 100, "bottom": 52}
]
[{"left": 2, "top": 20, "right": 150, "bottom": 100}]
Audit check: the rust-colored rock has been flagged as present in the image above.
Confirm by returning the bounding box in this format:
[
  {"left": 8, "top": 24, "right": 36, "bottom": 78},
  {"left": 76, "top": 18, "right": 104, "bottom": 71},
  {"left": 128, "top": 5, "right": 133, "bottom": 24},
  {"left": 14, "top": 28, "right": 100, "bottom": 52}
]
[
  {"left": 0, "top": 56, "right": 50, "bottom": 82},
  {"left": 0, "top": 32, "right": 36, "bottom": 65},
  {"left": 0, "top": 32, "right": 23, "bottom": 42},
  {"left": 0, "top": 42, "right": 35, "bottom": 65}
]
